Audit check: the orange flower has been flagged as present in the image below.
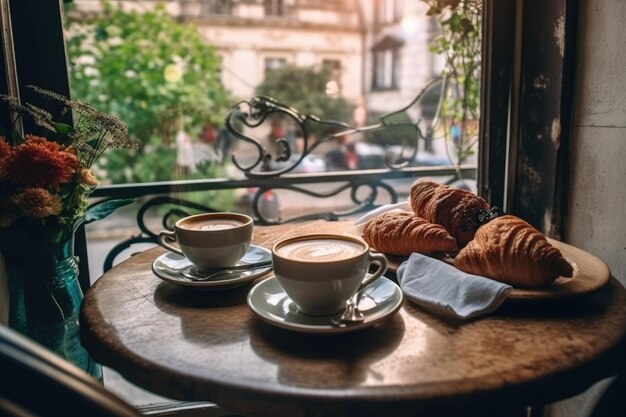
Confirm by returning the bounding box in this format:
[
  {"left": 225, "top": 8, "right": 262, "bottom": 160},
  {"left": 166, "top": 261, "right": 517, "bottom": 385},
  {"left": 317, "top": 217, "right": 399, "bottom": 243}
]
[
  {"left": 0, "top": 137, "right": 10, "bottom": 159},
  {"left": 0, "top": 135, "right": 79, "bottom": 189},
  {"left": 23, "top": 134, "right": 61, "bottom": 152},
  {"left": 10, "top": 188, "right": 62, "bottom": 219},
  {"left": 78, "top": 167, "right": 99, "bottom": 186},
  {"left": 64, "top": 145, "right": 78, "bottom": 156}
]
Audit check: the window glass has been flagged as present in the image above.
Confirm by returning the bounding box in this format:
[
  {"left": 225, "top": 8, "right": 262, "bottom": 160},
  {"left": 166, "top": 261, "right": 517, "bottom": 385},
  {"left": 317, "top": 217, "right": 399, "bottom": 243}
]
[
  {"left": 383, "top": 0, "right": 396, "bottom": 23},
  {"left": 372, "top": 49, "right": 398, "bottom": 90},
  {"left": 202, "top": 0, "right": 233, "bottom": 16},
  {"left": 61, "top": 0, "right": 482, "bottom": 278},
  {"left": 322, "top": 59, "right": 342, "bottom": 96},
  {"left": 265, "top": 57, "right": 288, "bottom": 74},
  {"left": 63, "top": 0, "right": 481, "bottom": 182},
  {"left": 265, "top": 0, "right": 285, "bottom": 16}
]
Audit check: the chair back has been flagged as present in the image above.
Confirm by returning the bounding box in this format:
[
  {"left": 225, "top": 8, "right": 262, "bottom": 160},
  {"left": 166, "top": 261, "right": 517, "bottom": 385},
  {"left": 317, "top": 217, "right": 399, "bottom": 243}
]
[{"left": 0, "top": 325, "right": 141, "bottom": 417}]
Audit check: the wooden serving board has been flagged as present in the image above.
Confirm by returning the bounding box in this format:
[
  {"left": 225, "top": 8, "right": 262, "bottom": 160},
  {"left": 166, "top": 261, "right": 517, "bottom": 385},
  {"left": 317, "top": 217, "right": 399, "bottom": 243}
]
[
  {"left": 506, "top": 238, "right": 610, "bottom": 300},
  {"left": 385, "top": 238, "right": 611, "bottom": 301}
]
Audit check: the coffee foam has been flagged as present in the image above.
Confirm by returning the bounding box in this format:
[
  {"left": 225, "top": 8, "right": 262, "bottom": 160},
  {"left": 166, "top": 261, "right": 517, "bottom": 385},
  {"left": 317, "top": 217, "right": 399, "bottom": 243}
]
[
  {"left": 277, "top": 238, "right": 364, "bottom": 262},
  {"left": 180, "top": 218, "right": 243, "bottom": 231}
]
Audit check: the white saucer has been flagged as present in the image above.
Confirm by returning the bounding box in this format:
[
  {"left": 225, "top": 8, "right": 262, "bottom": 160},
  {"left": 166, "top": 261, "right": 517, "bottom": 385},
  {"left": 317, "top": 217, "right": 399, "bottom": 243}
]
[
  {"left": 247, "top": 276, "right": 403, "bottom": 334},
  {"left": 152, "top": 245, "right": 272, "bottom": 290}
]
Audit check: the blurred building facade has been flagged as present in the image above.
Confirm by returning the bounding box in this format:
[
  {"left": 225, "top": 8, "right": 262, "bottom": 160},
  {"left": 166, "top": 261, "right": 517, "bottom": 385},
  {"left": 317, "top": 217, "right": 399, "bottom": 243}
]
[
  {"left": 70, "top": 0, "right": 441, "bottom": 121},
  {"left": 359, "top": 0, "right": 442, "bottom": 121}
]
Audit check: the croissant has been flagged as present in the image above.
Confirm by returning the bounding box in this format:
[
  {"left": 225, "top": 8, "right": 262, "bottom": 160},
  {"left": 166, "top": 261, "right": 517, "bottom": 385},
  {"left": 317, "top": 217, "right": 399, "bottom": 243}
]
[
  {"left": 362, "top": 211, "right": 458, "bottom": 256},
  {"left": 454, "top": 215, "right": 574, "bottom": 288},
  {"left": 409, "top": 179, "right": 490, "bottom": 248}
]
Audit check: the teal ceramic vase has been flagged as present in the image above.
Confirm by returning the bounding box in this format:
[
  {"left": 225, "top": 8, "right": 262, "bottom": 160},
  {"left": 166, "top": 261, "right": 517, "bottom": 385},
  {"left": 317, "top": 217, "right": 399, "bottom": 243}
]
[{"left": 6, "top": 236, "right": 101, "bottom": 379}]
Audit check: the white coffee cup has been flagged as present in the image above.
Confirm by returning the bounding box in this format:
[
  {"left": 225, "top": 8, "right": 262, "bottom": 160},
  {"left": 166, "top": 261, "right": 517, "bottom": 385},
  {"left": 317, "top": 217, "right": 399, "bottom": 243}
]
[
  {"left": 272, "top": 234, "right": 388, "bottom": 316},
  {"left": 158, "top": 212, "right": 253, "bottom": 270}
]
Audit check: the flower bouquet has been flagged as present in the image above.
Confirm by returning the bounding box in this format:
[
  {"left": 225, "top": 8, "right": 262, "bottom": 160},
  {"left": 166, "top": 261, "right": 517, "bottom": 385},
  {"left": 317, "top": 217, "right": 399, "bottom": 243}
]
[
  {"left": 0, "top": 86, "right": 137, "bottom": 376},
  {"left": 0, "top": 86, "right": 137, "bottom": 240}
]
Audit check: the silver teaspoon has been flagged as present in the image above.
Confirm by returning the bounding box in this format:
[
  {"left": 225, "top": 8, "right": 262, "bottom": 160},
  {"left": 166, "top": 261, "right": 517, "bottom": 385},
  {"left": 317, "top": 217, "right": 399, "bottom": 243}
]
[
  {"left": 331, "top": 292, "right": 365, "bottom": 327},
  {"left": 180, "top": 260, "right": 272, "bottom": 281}
]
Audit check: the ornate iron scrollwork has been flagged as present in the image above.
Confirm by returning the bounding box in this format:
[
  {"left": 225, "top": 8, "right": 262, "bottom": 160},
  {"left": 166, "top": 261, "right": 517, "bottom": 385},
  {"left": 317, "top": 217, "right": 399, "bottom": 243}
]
[{"left": 225, "top": 77, "right": 444, "bottom": 177}]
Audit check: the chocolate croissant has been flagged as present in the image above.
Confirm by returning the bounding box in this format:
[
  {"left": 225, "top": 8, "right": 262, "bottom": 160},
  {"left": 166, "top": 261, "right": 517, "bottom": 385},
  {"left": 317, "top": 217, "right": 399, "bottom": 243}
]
[
  {"left": 409, "top": 179, "right": 490, "bottom": 248},
  {"left": 454, "top": 215, "right": 574, "bottom": 288},
  {"left": 362, "top": 211, "right": 458, "bottom": 256}
]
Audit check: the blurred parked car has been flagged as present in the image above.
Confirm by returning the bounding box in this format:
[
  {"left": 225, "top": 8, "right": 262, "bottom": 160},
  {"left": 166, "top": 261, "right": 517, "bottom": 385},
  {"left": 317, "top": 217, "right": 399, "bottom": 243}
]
[
  {"left": 265, "top": 154, "right": 327, "bottom": 174},
  {"left": 325, "top": 142, "right": 452, "bottom": 171}
]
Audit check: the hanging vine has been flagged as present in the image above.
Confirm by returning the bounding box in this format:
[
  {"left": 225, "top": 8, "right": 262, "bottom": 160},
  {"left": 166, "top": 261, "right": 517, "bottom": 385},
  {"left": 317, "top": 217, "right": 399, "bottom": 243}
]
[{"left": 422, "top": 0, "right": 482, "bottom": 173}]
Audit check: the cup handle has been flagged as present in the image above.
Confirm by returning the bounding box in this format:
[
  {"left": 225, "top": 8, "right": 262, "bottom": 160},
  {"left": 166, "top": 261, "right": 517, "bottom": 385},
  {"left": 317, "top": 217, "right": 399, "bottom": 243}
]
[
  {"left": 358, "top": 252, "right": 388, "bottom": 291},
  {"left": 158, "top": 230, "right": 184, "bottom": 256}
]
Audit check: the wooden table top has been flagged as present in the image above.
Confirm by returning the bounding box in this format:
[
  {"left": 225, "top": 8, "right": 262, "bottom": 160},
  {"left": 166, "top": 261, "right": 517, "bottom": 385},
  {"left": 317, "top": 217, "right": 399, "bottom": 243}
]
[{"left": 81, "top": 220, "right": 626, "bottom": 417}]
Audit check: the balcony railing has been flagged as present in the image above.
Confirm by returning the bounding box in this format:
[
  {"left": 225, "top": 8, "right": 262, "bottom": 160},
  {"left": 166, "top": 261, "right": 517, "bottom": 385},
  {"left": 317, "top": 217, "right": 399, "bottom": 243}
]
[
  {"left": 88, "top": 165, "right": 476, "bottom": 274},
  {"left": 80, "top": 91, "right": 478, "bottom": 289}
]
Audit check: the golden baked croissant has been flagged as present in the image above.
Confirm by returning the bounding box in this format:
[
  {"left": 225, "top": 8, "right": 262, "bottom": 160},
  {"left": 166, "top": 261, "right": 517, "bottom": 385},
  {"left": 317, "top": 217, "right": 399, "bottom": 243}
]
[
  {"left": 409, "top": 179, "right": 490, "bottom": 248},
  {"left": 362, "top": 211, "right": 458, "bottom": 256},
  {"left": 454, "top": 215, "right": 574, "bottom": 288}
]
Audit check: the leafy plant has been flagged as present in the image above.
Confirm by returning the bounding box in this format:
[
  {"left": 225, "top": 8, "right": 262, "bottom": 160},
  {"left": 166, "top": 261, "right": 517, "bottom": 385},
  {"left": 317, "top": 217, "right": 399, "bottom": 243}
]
[
  {"left": 102, "top": 144, "right": 176, "bottom": 184},
  {"left": 362, "top": 111, "right": 416, "bottom": 147},
  {"left": 422, "top": 0, "right": 481, "bottom": 166},
  {"left": 65, "top": 3, "right": 232, "bottom": 183},
  {"left": 255, "top": 64, "right": 353, "bottom": 124},
  {"left": 0, "top": 87, "right": 136, "bottom": 247}
]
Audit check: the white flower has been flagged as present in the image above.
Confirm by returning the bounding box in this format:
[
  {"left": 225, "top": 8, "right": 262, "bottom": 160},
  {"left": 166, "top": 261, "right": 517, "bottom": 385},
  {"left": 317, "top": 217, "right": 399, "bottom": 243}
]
[
  {"left": 107, "top": 37, "right": 123, "bottom": 47},
  {"left": 84, "top": 67, "right": 100, "bottom": 77},
  {"left": 106, "top": 25, "right": 122, "bottom": 37},
  {"left": 164, "top": 64, "right": 184, "bottom": 83},
  {"left": 76, "top": 55, "right": 96, "bottom": 65}
]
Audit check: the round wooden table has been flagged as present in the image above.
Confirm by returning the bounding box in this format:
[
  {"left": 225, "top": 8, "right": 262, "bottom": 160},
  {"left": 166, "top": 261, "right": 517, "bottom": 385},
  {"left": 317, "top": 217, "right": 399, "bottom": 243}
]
[{"left": 80, "top": 221, "right": 626, "bottom": 417}]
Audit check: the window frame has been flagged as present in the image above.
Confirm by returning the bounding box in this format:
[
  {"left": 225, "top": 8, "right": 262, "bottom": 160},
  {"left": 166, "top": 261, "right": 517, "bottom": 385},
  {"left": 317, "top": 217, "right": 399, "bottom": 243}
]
[
  {"left": 479, "top": 0, "right": 579, "bottom": 238},
  {"left": 263, "top": 56, "right": 288, "bottom": 78},
  {"left": 371, "top": 47, "right": 399, "bottom": 91},
  {"left": 375, "top": 0, "right": 401, "bottom": 25},
  {"left": 201, "top": 0, "right": 233, "bottom": 16},
  {"left": 321, "top": 58, "right": 343, "bottom": 96},
  {"left": 264, "top": 0, "right": 285, "bottom": 17}
]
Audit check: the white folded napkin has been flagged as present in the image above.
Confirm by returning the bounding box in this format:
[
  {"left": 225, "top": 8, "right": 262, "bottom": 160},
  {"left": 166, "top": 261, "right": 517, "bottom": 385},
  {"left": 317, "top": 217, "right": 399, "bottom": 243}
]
[
  {"left": 353, "top": 202, "right": 411, "bottom": 226},
  {"left": 397, "top": 253, "right": 512, "bottom": 319},
  {"left": 347, "top": 202, "right": 412, "bottom": 237}
]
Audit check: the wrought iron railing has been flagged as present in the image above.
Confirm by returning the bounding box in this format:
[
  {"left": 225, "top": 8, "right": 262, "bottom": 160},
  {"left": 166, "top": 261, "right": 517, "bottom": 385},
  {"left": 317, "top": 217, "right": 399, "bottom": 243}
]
[
  {"left": 81, "top": 84, "right": 478, "bottom": 288},
  {"left": 89, "top": 165, "right": 476, "bottom": 274}
]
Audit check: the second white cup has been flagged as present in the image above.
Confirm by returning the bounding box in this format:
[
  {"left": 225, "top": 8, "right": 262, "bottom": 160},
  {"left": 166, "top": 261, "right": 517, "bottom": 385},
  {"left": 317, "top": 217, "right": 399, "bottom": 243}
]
[{"left": 158, "top": 212, "right": 253, "bottom": 270}]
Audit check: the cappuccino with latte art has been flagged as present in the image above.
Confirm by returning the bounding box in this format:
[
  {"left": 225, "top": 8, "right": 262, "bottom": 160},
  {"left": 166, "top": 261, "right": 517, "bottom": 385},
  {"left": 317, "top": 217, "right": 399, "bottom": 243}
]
[
  {"left": 180, "top": 218, "right": 245, "bottom": 231},
  {"left": 158, "top": 212, "right": 253, "bottom": 270},
  {"left": 275, "top": 238, "right": 364, "bottom": 262},
  {"left": 272, "top": 234, "right": 388, "bottom": 316}
]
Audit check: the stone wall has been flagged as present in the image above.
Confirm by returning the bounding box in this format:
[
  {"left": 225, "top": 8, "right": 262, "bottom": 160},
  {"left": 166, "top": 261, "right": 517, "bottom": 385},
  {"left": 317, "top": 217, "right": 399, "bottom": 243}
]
[
  {"left": 566, "top": 0, "right": 626, "bottom": 284},
  {"left": 552, "top": 1, "right": 626, "bottom": 414}
]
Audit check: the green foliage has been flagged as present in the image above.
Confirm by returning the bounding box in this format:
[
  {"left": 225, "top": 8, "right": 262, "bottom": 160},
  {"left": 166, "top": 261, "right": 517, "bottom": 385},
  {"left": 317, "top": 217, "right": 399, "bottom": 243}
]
[
  {"left": 362, "top": 111, "right": 417, "bottom": 147},
  {"left": 180, "top": 189, "right": 236, "bottom": 213},
  {"left": 65, "top": 4, "right": 232, "bottom": 183},
  {"left": 82, "top": 198, "right": 135, "bottom": 227},
  {"left": 102, "top": 144, "right": 177, "bottom": 184},
  {"left": 422, "top": 0, "right": 481, "bottom": 165},
  {"left": 255, "top": 64, "right": 353, "bottom": 123}
]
